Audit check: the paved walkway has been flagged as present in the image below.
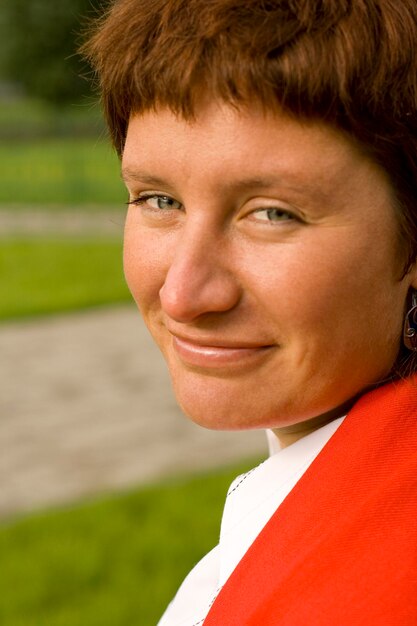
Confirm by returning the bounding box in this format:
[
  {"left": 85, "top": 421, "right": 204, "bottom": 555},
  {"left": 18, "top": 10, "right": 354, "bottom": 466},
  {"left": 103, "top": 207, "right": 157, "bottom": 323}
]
[
  {"left": 1, "top": 306, "right": 266, "bottom": 520},
  {"left": 0, "top": 206, "right": 126, "bottom": 237}
]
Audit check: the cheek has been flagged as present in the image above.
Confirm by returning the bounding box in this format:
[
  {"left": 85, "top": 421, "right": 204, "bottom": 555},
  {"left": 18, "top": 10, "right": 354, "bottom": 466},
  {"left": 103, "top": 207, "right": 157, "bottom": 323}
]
[
  {"left": 247, "top": 242, "right": 349, "bottom": 308},
  {"left": 244, "top": 230, "right": 399, "bottom": 342},
  {"left": 123, "top": 224, "right": 166, "bottom": 316}
]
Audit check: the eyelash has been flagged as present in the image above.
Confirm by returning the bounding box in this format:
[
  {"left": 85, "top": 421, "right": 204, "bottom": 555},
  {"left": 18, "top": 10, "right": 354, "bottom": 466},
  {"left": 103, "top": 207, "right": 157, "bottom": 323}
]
[
  {"left": 127, "top": 193, "right": 181, "bottom": 210},
  {"left": 251, "top": 207, "right": 296, "bottom": 223},
  {"left": 127, "top": 193, "right": 299, "bottom": 224}
]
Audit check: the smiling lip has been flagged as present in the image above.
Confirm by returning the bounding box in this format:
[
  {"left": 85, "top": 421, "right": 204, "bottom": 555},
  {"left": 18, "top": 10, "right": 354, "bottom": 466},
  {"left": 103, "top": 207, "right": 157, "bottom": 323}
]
[{"left": 171, "top": 334, "right": 275, "bottom": 368}]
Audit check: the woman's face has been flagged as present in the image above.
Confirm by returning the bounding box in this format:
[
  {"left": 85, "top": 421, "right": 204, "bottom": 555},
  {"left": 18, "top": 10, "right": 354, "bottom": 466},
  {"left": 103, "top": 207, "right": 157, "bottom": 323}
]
[{"left": 122, "top": 102, "right": 416, "bottom": 438}]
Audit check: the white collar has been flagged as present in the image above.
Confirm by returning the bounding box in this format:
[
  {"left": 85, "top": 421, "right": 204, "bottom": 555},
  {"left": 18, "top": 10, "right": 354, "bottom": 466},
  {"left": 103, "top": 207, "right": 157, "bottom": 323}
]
[
  {"left": 218, "top": 417, "right": 345, "bottom": 586},
  {"left": 157, "top": 417, "right": 345, "bottom": 626}
]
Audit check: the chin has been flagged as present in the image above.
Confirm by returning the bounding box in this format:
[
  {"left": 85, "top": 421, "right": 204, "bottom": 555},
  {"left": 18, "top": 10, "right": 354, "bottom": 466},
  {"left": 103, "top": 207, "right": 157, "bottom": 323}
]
[
  {"left": 170, "top": 376, "right": 296, "bottom": 432},
  {"left": 175, "top": 390, "right": 248, "bottom": 431},
  {"left": 170, "top": 368, "right": 364, "bottom": 433}
]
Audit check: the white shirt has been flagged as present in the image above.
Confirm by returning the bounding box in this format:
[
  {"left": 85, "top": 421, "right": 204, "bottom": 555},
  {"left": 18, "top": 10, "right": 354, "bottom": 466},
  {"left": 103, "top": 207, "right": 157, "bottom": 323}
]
[{"left": 158, "top": 417, "right": 345, "bottom": 626}]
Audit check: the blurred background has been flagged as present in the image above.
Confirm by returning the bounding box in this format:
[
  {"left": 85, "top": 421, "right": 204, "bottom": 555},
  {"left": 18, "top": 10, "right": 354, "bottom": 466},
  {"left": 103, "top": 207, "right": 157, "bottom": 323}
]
[{"left": 0, "top": 1, "right": 266, "bottom": 624}]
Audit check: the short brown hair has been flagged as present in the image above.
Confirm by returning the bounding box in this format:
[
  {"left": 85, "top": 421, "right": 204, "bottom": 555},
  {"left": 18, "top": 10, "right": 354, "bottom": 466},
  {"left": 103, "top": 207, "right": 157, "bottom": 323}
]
[{"left": 82, "top": 0, "right": 417, "bottom": 374}]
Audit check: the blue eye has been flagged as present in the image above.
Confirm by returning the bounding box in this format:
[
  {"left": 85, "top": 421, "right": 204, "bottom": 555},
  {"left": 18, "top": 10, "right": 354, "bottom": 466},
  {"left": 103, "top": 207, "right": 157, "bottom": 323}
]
[
  {"left": 253, "top": 208, "right": 294, "bottom": 222},
  {"left": 129, "top": 194, "right": 182, "bottom": 210}
]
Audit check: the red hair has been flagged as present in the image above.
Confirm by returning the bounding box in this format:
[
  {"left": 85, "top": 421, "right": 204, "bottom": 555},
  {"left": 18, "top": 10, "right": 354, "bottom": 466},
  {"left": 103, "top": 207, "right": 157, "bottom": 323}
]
[{"left": 82, "top": 0, "right": 417, "bottom": 374}]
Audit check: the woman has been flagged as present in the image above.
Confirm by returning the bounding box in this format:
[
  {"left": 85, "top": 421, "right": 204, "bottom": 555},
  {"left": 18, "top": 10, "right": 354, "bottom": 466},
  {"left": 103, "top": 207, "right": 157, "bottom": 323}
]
[{"left": 83, "top": 0, "right": 417, "bottom": 623}]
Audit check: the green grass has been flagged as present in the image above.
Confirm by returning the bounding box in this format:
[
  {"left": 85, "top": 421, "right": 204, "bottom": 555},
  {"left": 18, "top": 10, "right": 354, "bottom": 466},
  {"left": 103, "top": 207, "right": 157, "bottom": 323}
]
[
  {"left": 0, "top": 97, "right": 106, "bottom": 140},
  {"left": 0, "top": 98, "right": 130, "bottom": 319},
  {"left": 0, "top": 97, "right": 124, "bottom": 207},
  {"left": 0, "top": 459, "right": 261, "bottom": 626},
  {"left": 0, "top": 138, "right": 125, "bottom": 206},
  {"left": 0, "top": 99, "right": 129, "bottom": 320},
  {"left": 0, "top": 238, "right": 131, "bottom": 320}
]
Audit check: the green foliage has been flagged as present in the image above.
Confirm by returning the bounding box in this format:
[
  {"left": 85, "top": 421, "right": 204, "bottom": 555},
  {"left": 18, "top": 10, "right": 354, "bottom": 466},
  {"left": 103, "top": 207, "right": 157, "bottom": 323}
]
[
  {"left": 0, "top": 98, "right": 129, "bottom": 321},
  {"left": 0, "top": 238, "right": 130, "bottom": 320},
  {"left": 0, "top": 0, "right": 107, "bottom": 104},
  {"left": 0, "top": 137, "right": 124, "bottom": 206},
  {"left": 0, "top": 98, "right": 106, "bottom": 140},
  {"left": 0, "top": 460, "right": 261, "bottom": 626}
]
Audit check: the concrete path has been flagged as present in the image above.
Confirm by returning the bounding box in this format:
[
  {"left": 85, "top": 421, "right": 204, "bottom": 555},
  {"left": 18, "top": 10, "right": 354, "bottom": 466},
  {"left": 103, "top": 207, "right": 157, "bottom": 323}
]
[
  {"left": 0, "top": 306, "right": 266, "bottom": 520},
  {"left": 0, "top": 207, "right": 126, "bottom": 237}
]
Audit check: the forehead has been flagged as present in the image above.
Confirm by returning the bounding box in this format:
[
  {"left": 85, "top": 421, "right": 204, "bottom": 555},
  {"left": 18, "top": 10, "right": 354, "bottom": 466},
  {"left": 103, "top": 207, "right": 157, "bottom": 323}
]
[
  {"left": 125, "top": 101, "right": 353, "bottom": 162},
  {"left": 122, "top": 102, "right": 390, "bottom": 204}
]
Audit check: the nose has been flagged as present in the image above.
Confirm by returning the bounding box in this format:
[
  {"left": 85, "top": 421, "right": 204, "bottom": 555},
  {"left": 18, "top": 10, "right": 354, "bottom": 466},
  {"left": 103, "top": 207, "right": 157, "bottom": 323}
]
[{"left": 159, "top": 229, "right": 241, "bottom": 323}]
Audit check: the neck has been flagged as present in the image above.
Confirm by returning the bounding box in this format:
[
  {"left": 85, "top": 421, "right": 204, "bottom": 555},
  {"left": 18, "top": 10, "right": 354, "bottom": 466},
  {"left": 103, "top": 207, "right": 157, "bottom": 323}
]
[{"left": 272, "top": 396, "right": 360, "bottom": 448}]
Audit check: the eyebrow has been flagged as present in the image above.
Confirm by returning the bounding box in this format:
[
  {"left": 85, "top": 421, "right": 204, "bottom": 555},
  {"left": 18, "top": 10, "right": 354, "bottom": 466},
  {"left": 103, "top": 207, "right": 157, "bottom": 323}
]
[
  {"left": 121, "top": 168, "right": 172, "bottom": 188},
  {"left": 121, "top": 167, "right": 330, "bottom": 204},
  {"left": 122, "top": 168, "right": 301, "bottom": 191}
]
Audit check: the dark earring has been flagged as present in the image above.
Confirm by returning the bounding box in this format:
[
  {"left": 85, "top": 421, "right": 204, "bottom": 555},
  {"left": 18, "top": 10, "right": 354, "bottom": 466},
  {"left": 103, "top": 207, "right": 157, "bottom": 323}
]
[{"left": 403, "top": 291, "right": 417, "bottom": 351}]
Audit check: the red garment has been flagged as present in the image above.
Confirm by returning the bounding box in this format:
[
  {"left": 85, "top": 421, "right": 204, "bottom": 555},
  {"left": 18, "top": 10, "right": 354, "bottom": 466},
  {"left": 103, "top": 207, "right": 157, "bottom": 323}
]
[{"left": 204, "top": 377, "right": 417, "bottom": 625}]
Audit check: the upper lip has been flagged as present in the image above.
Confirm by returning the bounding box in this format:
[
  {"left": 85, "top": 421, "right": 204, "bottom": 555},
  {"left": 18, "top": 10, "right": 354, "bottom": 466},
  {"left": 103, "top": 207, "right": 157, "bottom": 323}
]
[{"left": 169, "top": 331, "right": 274, "bottom": 349}]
